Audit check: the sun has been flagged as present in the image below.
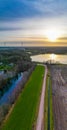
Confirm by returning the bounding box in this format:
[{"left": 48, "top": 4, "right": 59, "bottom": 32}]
[{"left": 46, "top": 28, "right": 61, "bottom": 42}]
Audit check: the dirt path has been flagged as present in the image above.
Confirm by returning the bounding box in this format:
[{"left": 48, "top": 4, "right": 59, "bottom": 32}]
[{"left": 36, "top": 65, "right": 47, "bottom": 130}]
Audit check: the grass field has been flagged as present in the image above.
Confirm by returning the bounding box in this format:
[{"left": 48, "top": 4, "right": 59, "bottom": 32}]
[
  {"left": 44, "top": 72, "right": 54, "bottom": 130},
  {"left": 1, "top": 65, "right": 45, "bottom": 130}
]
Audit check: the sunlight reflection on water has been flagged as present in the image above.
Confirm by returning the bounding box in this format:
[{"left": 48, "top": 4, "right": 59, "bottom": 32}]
[{"left": 31, "top": 54, "right": 67, "bottom": 64}]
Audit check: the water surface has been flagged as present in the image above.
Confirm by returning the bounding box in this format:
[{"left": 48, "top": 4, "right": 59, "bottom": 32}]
[
  {"left": 31, "top": 54, "right": 67, "bottom": 64},
  {"left": 0, "top": 73, "right": 23, "bottom": 105}
]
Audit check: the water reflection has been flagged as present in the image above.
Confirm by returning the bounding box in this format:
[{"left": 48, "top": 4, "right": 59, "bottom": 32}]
[
  {"left": 31, "top": 54, "right": 67, "bottom": 64},
  {"left": 0, "top": 73, "right": 23, "bottom": 105},
  {"left": 50, "top": 54, "right": 57, "bottom": 60}
]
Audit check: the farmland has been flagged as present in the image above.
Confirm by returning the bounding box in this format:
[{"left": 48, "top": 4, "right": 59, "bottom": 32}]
[
  {"left": 50, "top": 65, "right": 67, "bottom": 130},
  {"left": 1, "top": 65, "right": 45, "bottom": 130}
]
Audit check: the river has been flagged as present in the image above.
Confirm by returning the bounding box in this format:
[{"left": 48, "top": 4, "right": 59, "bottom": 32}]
[{"left": 0, "top": 73, "right": 23, "bottom": 105}]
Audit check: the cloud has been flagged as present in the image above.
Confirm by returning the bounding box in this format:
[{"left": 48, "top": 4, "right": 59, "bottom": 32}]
[
  {"left": 0, "top": 0, "right": 67, "bottom": 21},
  {"left": 0, "top": 15, "right": 67, "bottom": 41},
  {"left": 0, "top": 27, "right": 21, "bottom": 31},
  {"left": 33, "top": 0, "right": 67, "bottom": 16},
  {"left": 0, "top": 0, "right": 39, "bottom": 21},
  {"left": 0, "top": 0, "right": 67, "bottom": 43}
]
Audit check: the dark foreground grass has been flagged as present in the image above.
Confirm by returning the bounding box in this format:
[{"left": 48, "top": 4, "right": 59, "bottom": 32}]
[{"left": 1, "top": 65, "right": 45, "bottom": 130}]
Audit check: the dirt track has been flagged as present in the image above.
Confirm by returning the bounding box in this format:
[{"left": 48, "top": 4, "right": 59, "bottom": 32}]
[
  {"left": 36, "top": 65, "right": 47, "bottom": 130},
  {"left": 51, "top": 66, "right": 67, "bottom": 130}
]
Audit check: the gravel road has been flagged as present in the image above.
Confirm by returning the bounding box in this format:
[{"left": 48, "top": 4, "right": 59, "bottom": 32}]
[{"left": 36, "top": 65, "right": 47, "bottom": 130}]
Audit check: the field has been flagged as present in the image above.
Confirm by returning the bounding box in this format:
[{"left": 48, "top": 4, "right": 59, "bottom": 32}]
[
  {"left": 50, "top": 65, "right": 67, "bottom": 130},
  {"left": 1, "top": 65, "right": 45, "bottom": 130}
]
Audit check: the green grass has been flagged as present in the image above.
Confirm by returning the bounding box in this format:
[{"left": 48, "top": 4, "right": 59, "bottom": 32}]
[
  {"left": 49, "top": 77, "right": 54, "bottom": 130},
  {"left": 0, "top": 65, "right": 13, "bottom": 71},
  {"left": 44, "top": 72, "right": 54, "bottom": 130},
  {"left": 44, "top": 77, "right": 48, "bottom": 130},
  {"left": 1, "top": 65, "right": 45, "bottom": 130},
  {"left": 50, "top": 78, "right": 54, "bottom": 130}
]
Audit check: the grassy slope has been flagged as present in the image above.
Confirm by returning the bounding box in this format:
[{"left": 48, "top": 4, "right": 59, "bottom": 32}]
[
  {"left": 44, "top": 73, "right": 54, "bottom": 130},
  {"left": 1, "top": 65, "right": 45, "bottom": 130},
  {"left": 50, "top": 78, "right": 54, "bottom": 130},
  {"left": 44, "top": 77, "right": 48, "bottom": 130}
]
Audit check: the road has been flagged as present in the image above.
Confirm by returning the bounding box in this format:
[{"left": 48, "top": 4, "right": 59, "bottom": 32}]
[{"left": 36, "top": 65, "right": 47, "bottom": 130}]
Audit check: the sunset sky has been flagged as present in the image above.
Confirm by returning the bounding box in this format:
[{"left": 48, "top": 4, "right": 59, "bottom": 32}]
[{"left": 0, "top": 0, "right": 67, "bottom": 46}]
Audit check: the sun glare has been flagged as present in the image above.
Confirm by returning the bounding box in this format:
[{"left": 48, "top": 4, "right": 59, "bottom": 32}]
[
  {"left": 50, "top": 54, "right": 57, "bottom": 60},
  {"left": 46, "top": 28, "right": 61, "bottom": 42}
]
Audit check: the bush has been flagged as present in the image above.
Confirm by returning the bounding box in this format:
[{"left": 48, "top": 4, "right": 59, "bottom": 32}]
[{"left": 0, "top": 104, "right": 10, "bottom": 125}]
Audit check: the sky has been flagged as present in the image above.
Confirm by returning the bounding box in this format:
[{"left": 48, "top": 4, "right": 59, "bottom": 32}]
[{"left": 0, "top": 0, "right": 67, "bottom": 46}]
